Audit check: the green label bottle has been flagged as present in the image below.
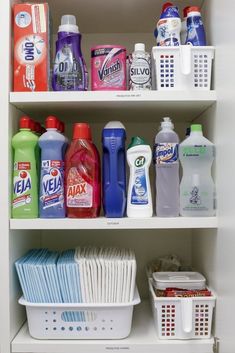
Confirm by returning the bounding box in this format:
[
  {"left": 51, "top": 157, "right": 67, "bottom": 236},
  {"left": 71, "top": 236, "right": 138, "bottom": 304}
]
[{"left": 12, "top": 116, "right": 39, "bottom": 218}]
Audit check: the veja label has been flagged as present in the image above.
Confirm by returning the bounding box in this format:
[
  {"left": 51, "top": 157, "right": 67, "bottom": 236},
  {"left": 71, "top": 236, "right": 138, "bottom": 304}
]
[
  {"left": 67, "top": 167, "right": 92, "bottom": 208},
  {"left": 13, "top": 165, "right": 32, "bottom": 209},
  {"left": 154, "top": 143, "right": 178, "bottom": 164},
  {"left": 41, "top": 160, "right": 64, "bottom": 210}
]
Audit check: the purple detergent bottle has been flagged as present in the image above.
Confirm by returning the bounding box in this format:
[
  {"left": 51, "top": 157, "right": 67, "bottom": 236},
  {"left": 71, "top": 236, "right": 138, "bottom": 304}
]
[
  {"left": 52, "top": 15, "right": 88, "bottom": 91},
  {"left": 39, "top": 116, "right": 65, "bottom": 218}
]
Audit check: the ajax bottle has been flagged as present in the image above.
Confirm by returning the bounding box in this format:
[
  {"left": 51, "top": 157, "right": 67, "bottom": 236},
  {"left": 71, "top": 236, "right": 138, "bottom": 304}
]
[
  {"left": 102, "top": 121, "right": 126, "bottom": 218},
  {"left": 179, "top": 124, "right": 216, "bottom": 217},
  {"left": 154, "top": 2, "right": 181, "bottom": 46},
  {"left": 12, "top": 116, "right": 38, "bottom": 218},
  {"left": 39, "top": 116, "right": 65, "bottom": 218},
  {"left": 154, "top": 117, "right": 179, "bottom": 217},
  {"left": 127, "top": 137, "right": 153, "bottom": 218},
  {"left": 186, "top": 7, "right": 206, "bottom": 46},
  {"left": 65, "top": 123, "right": 101, "bottom": 218},
  {"left": 129, "top": 43, "right": 151, "bottom": 90},
  {"left": 52, "top": 15, "right": 88, "bottom": 91}
]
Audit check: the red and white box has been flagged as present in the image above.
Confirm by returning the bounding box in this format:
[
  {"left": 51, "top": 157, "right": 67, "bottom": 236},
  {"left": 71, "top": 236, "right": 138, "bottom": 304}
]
[{"left": 13, "top": 3, "right": 50, "bottom": 92}]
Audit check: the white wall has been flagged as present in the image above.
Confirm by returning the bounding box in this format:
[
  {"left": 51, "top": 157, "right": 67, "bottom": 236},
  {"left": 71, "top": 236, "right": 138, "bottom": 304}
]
[{"left": 192, "top": 1, "right": 235, "bottom": 352}]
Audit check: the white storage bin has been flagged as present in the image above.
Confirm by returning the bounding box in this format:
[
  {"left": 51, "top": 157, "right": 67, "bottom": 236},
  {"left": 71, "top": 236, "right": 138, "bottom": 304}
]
[
  {"left": 149, "top": 279, "right": 216, "bottom": 340},
  {"left": 19, "top": 288, "right": 140, "bottom": 339},
  {"left": 152, "top": 46, "right": 215, "bottom": 91}
]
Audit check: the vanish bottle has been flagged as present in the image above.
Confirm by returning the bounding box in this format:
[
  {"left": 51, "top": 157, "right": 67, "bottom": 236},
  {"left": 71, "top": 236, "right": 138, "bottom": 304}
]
[
  {"left": 65, "top": 123, "right": 101, "bottom": 218},
  {"left": 52, "top": 15, "right": 88, "bottom": 91}
]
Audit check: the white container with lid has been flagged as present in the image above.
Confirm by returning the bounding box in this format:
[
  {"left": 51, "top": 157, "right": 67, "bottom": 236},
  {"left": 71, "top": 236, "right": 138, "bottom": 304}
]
[{"left": 152, "top": 272, "right": 206, "bottom": 290}]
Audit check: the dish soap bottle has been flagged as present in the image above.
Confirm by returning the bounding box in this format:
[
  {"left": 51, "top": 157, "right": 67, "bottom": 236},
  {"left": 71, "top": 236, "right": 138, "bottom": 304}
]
[{"left": 52, "top": 15, "right": 88, "bottom": 91}]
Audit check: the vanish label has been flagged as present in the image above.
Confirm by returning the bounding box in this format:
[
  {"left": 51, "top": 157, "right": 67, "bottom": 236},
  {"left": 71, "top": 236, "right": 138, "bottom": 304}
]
[{"left": 91, "top": 46, "right": 126, "bottom": 90}]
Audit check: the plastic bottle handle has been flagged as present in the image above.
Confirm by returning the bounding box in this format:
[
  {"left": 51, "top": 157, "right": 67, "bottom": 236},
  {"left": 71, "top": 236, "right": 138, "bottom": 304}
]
[
  {"left": 180, "top": 45, "right": 192, "bottom": 75},
  {"left": 109, "top": 144, "right": 119, "bottom": 184},
  {"left": 181, "top": 298, "right": 193, "bottom": 333}
]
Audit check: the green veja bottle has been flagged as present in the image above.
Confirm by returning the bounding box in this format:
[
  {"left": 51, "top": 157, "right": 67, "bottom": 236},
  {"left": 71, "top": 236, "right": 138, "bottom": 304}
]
[{"left": 12, "top": 116, "right": 38, "bottom": 218}]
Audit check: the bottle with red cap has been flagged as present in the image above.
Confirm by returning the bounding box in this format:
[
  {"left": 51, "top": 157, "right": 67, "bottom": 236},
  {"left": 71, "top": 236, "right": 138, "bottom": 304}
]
[
  {"left": 12, "top": 116, "right": 39, "bottom": 218},
  {"left": 154, "top": 2, "right": 181, "bottom": 46},
  {"left": 39, "top": 116, "right": 65, "bottom": 218},
  {"left": 181, "top": 6, "right": 190, "bottom": 45},
  {"left": 65, "top": 123, "right": 101, "bottom": 218},
  {"left": 186, "top": 6, "right": 207, "bottom": 46}
]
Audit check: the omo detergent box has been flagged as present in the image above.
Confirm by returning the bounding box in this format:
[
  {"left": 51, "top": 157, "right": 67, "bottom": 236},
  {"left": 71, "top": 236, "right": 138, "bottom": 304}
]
[{"left": 13, "top": 3, "right": 50, "bottom": 91}]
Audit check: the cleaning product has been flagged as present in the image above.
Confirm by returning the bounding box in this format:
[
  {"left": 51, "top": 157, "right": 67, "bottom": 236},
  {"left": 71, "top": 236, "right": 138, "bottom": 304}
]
[
  {"left": 52, "top": 15, "right": 88, "bottom": 91},
  {"left": 65, "top": 123, "right": 101, "bottom": 218},
  {"left": 154, "top": 117, "right": 179, "bottom": 217},
  {"left": 129, "top": 43, "right": 151, "bottom": 90},
  {"left": 181, "top": 6, "right": 190, "bottom": 44},
  {"left": 39, "top": 116, "right": 65, "bottom": 218},
  {"left": 91, "top": 45, "right": 127, "bottom": 90},
  {"left": 102, "top": 121, "right": 126, "bottom": 218},
  {"left": 179, "top": 124, "right": 215, "bottom": 216},
  {"left": 154, "top": 2, "right": 181, "bottom": 46},
  {"left": 12, "top": 116, "right": 38, "bottom": 218},
  {"left": 186, "top": 7, "right": 207, "bottom": 46},
  {"left": 127, "top": 137, "right": 153, "bottom": 218}
]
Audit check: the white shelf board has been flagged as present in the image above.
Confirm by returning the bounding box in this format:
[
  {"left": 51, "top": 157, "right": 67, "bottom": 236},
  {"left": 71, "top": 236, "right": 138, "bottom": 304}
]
[
  {"left": 12, "top": 301, "right": 214, "bottom": 353},
  {"left": 10, "top": 217, "right": 218, "bottom": 230},
  {"left": 10, "top": 91, "right": 217, "bottom": 122}
]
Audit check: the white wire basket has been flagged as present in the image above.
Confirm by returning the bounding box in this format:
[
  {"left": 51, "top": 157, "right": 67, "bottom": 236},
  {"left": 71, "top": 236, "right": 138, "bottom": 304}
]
[
  {"left": 152, "top": 46, "right": 215, "bottom": 91},
  {"left": 19, "top": 288, "right": 140, "bottom": 339},
  {"left": 149, "top": 279, "right": 216, "bottom": 340}
]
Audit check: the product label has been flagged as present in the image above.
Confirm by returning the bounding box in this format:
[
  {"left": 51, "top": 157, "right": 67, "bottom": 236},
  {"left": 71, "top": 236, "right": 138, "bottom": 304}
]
[
  {"left": 131, "top": 157, "right": 148, "bottom": 205},
  {"left": 40, "top": 160, "right": 64, "bottom": 210},
  {"left": 157, "top": 18, "right": 181, "bottom": 46},
  {"left": 53, "top": 46, "right": 85, "bottom": 90},
  {"left": 67, "top": 167, "right": 93, "bottom": 208},
  {"left": 182, "top": 186, "right": 209, "bottom": 212},
  {"left": 129, "top": 57, "right": 151, "bottom": 89},
  {"left": 154, "top": 143, "right": 179, "bottom": 164},
  {"left": 13, "top": 162, "right": 32, "bottom": 209}
]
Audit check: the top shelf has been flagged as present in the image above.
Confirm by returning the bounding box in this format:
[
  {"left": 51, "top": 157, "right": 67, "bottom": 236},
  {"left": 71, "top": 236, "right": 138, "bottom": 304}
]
[{"left": 10, "top": 91, "right": 216, "bottom": 123}]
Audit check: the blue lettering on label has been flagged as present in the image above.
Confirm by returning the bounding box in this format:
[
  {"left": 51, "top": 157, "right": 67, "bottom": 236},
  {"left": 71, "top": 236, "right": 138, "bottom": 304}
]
[
  {"left": 14, "top": 177, "right": 31, "bottom": 195},
  {"left": 155, "top": 143, "right": 179, "bottom": 164},
  {"left": 24, "top": 41, "right": 35, "bottom": 61}
]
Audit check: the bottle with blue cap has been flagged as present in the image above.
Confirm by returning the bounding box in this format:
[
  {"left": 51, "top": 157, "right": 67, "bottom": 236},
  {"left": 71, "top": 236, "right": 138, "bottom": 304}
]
[{"left": 102, "top": 121, "right": 127, "bottom": 218}]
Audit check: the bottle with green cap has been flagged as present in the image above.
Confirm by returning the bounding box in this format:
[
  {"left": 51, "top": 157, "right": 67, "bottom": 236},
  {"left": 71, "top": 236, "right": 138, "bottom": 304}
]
[
  {"left": 12, "top": 116, "right": 39, "bottom": 218},
  {"left": 179, "top": 124, "right": 216, "bottom": 217},
  {"left": 127, "top": 136, "right": 153, "bottom": 218}
]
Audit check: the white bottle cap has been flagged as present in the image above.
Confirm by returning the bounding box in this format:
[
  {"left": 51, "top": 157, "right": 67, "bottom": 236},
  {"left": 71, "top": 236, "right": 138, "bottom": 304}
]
[
  {"left": 161, "top": 117, "right": 174, "bottom": 130},
  {"left": 134, "top": 43, "right": 145, "bottom": 52},
  {"left": 59, "top": 15, "right": 79, "bottom": 33},
  {"left": 104, "top": 121, "right": 126, "bottom": 130}
]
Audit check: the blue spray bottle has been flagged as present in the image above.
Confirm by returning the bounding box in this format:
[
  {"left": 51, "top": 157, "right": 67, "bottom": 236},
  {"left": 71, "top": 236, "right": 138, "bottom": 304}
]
[
  {"left": 39, "top": 116, "right": 65, "bottom": 218},
  {"left": 102, "top": 121, "right": 126, "bottom": 218}
]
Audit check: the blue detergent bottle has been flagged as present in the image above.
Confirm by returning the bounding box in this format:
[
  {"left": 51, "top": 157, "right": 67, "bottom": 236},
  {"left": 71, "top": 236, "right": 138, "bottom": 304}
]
[
  {"left": 102, "top": 121, "right": 126, "bottom": 218},
  {"left": 39, "top": 116, "right": 65, "bottom": 218}
]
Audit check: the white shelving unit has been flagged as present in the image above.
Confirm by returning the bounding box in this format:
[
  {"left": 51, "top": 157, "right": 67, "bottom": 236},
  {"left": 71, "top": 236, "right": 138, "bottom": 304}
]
[
  {"left": 10, "top": 217, "right": 218, "bottom": 230},
  {"left": 12, "top": 301, "right": 214, "bottom": 353},
  {"left": 2, "top": 0, "right": 235, "bottom": 353}
]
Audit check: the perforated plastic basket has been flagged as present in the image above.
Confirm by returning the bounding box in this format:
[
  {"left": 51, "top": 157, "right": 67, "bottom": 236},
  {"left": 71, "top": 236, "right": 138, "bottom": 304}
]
[
  {"left": 149, "top": 279, "right": 216, "bottom": 340},
  {"left": 19, "top": 288, "right": 140, "bottom": 339},
  {"left": 152, "top": 46, "right": 215, "bottom": 91}
]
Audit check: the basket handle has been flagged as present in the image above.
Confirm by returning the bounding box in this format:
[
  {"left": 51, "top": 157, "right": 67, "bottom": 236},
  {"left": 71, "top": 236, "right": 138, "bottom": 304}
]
[
  {"left": 180, "top": 45, "right": 192, "bottom": 76},
  {"left": 181, "top": 299, "right": 193, "bottom": 333}
]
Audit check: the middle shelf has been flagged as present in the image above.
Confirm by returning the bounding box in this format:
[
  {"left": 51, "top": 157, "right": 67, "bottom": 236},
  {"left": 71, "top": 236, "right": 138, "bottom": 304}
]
[{"left": 10, "top": 217, "right": 218, "bottom": 230}]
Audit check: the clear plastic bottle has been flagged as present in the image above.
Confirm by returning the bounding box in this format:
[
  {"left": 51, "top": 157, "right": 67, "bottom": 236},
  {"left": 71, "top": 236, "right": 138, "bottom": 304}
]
[
  {"left": 154, "top": 117, "right": 179, "bottom": 217},
  {"left": 179, "top": 124, "right": 216, "bottom": 217},
  {"left": 129, "top": 43, "right": 151, "bottom": 90}
]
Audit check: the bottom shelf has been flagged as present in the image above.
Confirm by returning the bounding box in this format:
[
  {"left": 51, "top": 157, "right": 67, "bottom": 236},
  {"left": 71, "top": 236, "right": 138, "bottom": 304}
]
[{"left": 12, "top": 301, "right": 214, "bottom": 353}]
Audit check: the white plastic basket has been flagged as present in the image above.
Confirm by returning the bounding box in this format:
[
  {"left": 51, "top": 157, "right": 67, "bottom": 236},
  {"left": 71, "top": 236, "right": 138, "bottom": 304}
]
[
  {"left": 149, "top": 279, "right": 216, "bottom": 340},
  {"left": 19, "top": 288, "right": 140, "bottom": 339},
  {"left": 152, "top": 46, "right": 215, "bottom": 91}
]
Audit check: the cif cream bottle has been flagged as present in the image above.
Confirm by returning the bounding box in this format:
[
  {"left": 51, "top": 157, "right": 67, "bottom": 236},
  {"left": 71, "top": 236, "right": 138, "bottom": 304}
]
[{"left": 127, "top": 136, "right": 153, "bottom": 218}]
